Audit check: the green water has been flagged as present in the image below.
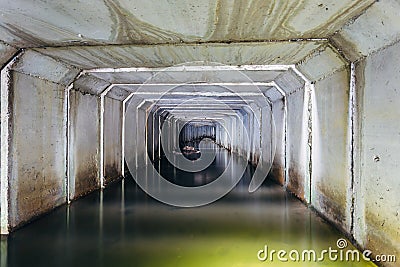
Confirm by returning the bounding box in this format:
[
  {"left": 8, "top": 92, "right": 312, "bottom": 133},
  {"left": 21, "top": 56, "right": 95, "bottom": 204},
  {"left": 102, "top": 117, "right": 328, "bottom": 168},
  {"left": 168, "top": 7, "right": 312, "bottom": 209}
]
[{"left": 1, "top": 145, "right": 376, "bottom": 267}]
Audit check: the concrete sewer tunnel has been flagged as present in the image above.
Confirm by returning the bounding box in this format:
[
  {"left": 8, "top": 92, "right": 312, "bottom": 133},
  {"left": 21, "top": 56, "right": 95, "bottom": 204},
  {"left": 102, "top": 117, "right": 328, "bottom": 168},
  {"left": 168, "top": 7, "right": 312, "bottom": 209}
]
[{"left": 0, "top": 0, "right": 399, "bottom": 266}]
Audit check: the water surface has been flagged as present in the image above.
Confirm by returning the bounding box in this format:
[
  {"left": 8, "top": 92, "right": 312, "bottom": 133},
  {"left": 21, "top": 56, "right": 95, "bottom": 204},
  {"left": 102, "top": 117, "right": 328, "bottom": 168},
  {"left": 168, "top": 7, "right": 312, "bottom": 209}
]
[{"left": 1, "top": 145, "right": 375, "bottom": 267}]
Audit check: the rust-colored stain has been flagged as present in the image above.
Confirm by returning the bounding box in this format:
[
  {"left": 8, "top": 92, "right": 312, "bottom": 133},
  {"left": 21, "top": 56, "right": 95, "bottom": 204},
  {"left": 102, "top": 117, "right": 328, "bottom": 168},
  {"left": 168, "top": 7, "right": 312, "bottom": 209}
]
[
  {"left": 74, "top": 160, "right": 100, "bottom": 199},
  {"left": 313, "top": 181, "right": 349, "bottom": 233},
  {"left": 0, "top": 0, "right": 375, "bottom": 48},
  {"left": 103, "top": 0, "right": 187, "bottom": 44},
  {"left": 287, "top": 165, "right": 305, "bottom": 201},
  {"left": 105, "top": 164, "right": 122, "bottom": 185},
  {"left": 270, "top": 165, "right": 285, "bottom": 186}
]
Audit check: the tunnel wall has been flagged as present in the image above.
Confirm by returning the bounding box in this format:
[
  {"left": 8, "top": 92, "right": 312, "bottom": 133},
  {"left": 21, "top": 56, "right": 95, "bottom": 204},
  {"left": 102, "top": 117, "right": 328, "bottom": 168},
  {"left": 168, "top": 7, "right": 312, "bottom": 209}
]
[
  {"left": 215, "top": 111, "right": 258, "bottom": 165},
  {"left": 327, "top": 1, "right": 400, "bottom": 263},
  {"left": 215, "top": 118, "right": 231, "bottom": 152},
  {"left": 68, "top": 90, "right": 101, "bottom": 200},
  {"left": 213, "top": 102, "right": 275, "bottom": 178},
  {"left": 285, "top": 88, "right": 308, "bottom": 201},
  {"left": 136, "top": 102, "right": 153, "bottom": 168},
  {"left": 353, "top": 42, "right": 400, "bottom": 262},
  {"left": 124, "top": 98, "right": 142, "bottom": 171},
  {"left": 270, "top": 98, "right": 285, "bottom": 185},
  {"left": 274, "top": 70, "right": 309, "bottom": 201},
  {"left": 231, "top": 116, "right": 246, "bottom": 158},
  {"left": 152, "top": 110, "right": 160, "bottom": 161},
  {"left": 249, "top": 103, "right": 261, "bottom": 165},
  {"left": 103, "top": 96, "right": 123, "bottom": 184},
  {"left": 259, "top": 106, "right": 274, "bottom": 176},
  {"left": 311, "top": 69, "right": 352, "bottom": 233},
  {"left": 5, "top": 71, "right": 67, "bottom": 229},
  {"left": 295, "top": 45, "right": 353, "bottom": 234}
]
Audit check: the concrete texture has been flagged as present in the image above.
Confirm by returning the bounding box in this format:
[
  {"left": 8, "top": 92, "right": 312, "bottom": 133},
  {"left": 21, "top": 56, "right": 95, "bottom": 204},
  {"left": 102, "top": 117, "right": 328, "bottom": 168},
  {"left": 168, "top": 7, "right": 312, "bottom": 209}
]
[
  {"left": 297, "top": 43, "right": 353, "bottom": 232},
  {"left": 68, "top": 90, "right": 100, "bottom": 200},
  {"left": 124, "top": 97, "right": 145, "bottom": 171},
  {"left": 0, "top": 42, "right": 17, "bottom": 69},
  {"left": 270, "top": 98, "right": 285, "bottom": 185},
  {"left": 89, "top": 68, "right": 286, "bottom": 85},
  {"left": 5, "top": 71, "right": 67, "bottom": 231},
  {"left": 332, "top": 0, "right": 400, "bottom": 61},
  {"left": 354, "top": 41, "right": 400, "bottom": 266},
  {"left": 103, "top": 96, "right": 123, "bottom": 184},
  {"left": 136, "top": 101, "right": 153, "bottom": 168},
  {"left": 296, "top": 45, "right": 347, "bottom": 82},
  {"left": 274, "top": 69, "right": 309, "bottom": 200},
  {"left": 33, "top": 42, "right": 323, "bottom": 69},
  {"left": 73, "top": 74, "right": 110, "bottom": 95},
  {"left": 0, "top": 0, "right": 373, "bottom": 47},
  {"left": 12, "top": 50, "right": 80, "bottom": 85},
  {"left": 285, "top": 88, "right": 308, "bottom": 201},
  {"left": 311, "top": 69, "right": 352, "bottom": 233}
]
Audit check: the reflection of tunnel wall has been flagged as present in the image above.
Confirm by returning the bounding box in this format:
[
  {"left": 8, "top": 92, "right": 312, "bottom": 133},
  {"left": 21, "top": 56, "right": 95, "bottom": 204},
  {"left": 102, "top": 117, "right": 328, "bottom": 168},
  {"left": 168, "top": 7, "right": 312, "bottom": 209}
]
[{"left": 1, "top": 2, "right": 400, "bottom": 265}]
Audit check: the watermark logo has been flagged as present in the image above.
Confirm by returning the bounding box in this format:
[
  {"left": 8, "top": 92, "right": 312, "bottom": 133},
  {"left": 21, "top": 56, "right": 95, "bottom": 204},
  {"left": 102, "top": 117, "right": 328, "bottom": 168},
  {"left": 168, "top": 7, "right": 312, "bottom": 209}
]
[
  {"left": 125, "top": 61, "right": 277, "bottom": 207},
  {"left": 257, "top": 238, "right": 397, "bottom": 263}
]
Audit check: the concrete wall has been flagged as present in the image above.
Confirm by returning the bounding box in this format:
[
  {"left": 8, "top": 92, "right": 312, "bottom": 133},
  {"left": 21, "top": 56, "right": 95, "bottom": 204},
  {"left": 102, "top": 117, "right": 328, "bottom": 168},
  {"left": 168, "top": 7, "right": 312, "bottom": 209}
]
[
  {"left": 311, "top": 69, "right": 352, "bottom": 233},
  {"left": 1, "top": 68, "right": 123, "bottom": 232},
  {"left": 285, "top": 88, "right": 308, "bottom": 201},
  {"left": 273, "top": 70, "right": 309, "bottom": 200},
  {"left": 103, "top": 96, "right": 123, "bottom": 184},
  {"left": 329, "top": 2, "right": 400, "bottom": 264},
  {"left": 249, "top": 103, "right": 262, "bottom": 165},
  {"left": 353, "top": 42, "right": 400, "bottom": 264},
  {"left": 6, "top": 71, "right": 67, "bottom": 230},
  {"left": 258, "top": 106, "right": 274, "bottom": 175},
  {"left": 215, "top": 112, "right": 252, "bottom": 162},
  {"left": 68, "top": 90, "right": 101, "bottom": 200},
  {"left": 294, "top": 45, "right": 352, "bottom": 233},
  {"left": 124, "top": 97, "right": 142, "bottom": 173},
  {"left": 270, "top": 98, "right": 285, "bottom": 185},
  {"left": 136, "top": 101, "right": 153, "bottom": 168}
]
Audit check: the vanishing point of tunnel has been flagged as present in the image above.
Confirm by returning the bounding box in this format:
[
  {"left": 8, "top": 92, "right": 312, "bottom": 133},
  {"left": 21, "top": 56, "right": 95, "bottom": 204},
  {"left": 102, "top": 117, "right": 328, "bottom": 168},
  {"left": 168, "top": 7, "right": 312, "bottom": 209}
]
[{"left": 0, "top": 1, "right": 399, "bottom": 266}]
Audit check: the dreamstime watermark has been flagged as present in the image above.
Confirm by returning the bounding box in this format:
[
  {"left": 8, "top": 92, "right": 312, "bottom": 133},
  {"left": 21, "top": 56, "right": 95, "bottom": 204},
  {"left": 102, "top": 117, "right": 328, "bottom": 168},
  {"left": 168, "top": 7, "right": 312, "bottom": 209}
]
[
  {"left": 257, "top": 238, "right": 397, "bottom": 263},
  {"left": 125, "top": 61, "right": 277, "bottom": 207}
]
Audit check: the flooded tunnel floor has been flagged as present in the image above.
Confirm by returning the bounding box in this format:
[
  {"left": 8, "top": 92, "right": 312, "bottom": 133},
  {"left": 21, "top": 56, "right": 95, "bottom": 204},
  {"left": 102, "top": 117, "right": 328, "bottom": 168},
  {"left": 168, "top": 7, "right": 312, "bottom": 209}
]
[{"left": 3, "top": 146, "right": 376, "bottom": 267}]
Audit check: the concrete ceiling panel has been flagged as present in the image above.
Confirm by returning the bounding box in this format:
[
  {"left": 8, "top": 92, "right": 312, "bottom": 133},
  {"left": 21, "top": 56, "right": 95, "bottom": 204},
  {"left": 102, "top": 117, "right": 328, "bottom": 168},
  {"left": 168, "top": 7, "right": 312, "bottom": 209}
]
[
  {"left": 111, "top": 84, "right": 273, "bottom": 95},
  {"left": 264, "top": 87, "right": 284, "bottom": 102},
  {"left": 0, "top": 42, "right": 17, "bottom": 68},
  {"left": 89, "top": 69, "right": 285, "bottom": 84},
  {"left": 331, "top": 0, "right": 400, "bottom": 62},
  {"left": 73, "top": 73, "right": 111, "bottom": 95},
  {"left": 106, "top": 86, "right": 131, "bottom": 101},
  {"left": 274, "top": 68, "right": 305, "bottom": 94},
  {"left": 32, "top": 42, "right": 324, "bottom": 69},
  {"left": 296, "top": 45, "right": 347, "bottom": 82},
  {"left": 0, "top": 0, "right": 373, "bottom": 47},
  {"left": 11, "top": 50, "right": 80, "bottom": 85}
]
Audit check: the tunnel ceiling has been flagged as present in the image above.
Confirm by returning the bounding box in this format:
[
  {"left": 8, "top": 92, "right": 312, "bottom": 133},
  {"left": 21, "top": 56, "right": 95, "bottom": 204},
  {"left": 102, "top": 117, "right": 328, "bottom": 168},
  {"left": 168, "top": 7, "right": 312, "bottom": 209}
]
[
  {"left": 0, "top": 0, "right": 374, "bottom": 47},
  {"left": 2, "top": 0, "right": 398, "bottom": 115},
  {"left": 1, "top": 0, "right": 398, "bottom": 71}
]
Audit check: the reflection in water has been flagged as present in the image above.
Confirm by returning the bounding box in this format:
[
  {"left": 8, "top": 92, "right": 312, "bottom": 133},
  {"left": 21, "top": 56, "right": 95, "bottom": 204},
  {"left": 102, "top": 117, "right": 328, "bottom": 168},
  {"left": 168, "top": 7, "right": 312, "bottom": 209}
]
[
  {"left": 4, "top": 144, "right": 375, "bottom": 267},
  {"left": 1, "top": 236, "right": 7, "bottom": 267}
]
